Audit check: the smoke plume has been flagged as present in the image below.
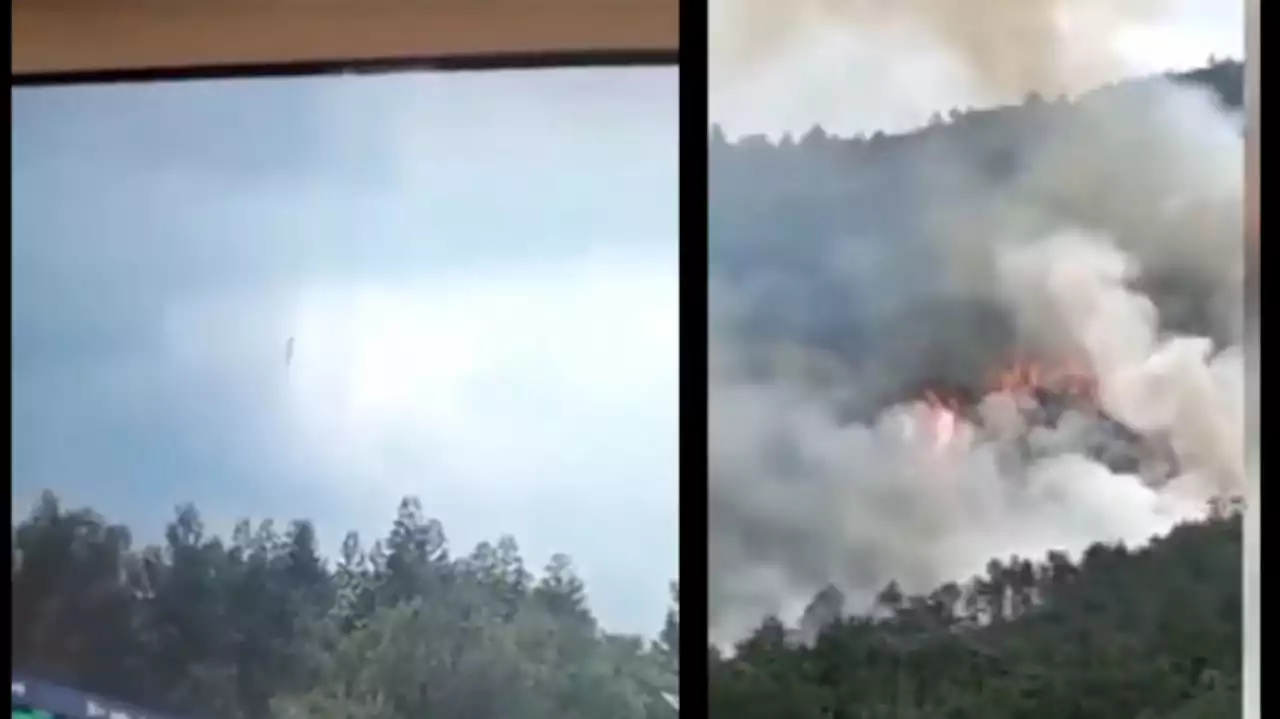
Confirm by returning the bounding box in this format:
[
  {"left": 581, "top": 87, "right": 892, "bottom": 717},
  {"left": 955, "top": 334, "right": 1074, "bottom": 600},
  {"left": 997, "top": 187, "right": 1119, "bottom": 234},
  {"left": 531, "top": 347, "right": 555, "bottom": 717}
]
[
  {"left": 712, "top": 0, "right": 1172, "bottom": 102},
  {"left": 708, "top": 72, "right": 1249, "bottom": 645}
]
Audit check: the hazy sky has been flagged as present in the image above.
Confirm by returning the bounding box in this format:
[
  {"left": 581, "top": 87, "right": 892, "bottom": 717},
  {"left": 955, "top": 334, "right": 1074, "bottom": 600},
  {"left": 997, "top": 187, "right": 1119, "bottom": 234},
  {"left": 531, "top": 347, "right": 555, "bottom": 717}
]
[
  {"left": 12, "top": 68, "right": 678, "bottom": 636},
  {"left": 711, "top": 0, "right": 1245, "bottom": 136}
]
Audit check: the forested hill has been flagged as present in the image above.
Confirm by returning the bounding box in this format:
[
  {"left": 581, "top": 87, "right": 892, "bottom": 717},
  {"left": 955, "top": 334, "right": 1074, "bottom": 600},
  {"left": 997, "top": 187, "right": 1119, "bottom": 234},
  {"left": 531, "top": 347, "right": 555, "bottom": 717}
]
[
  {"left": 11, "top": 490, "right": 680, "bottom": 719},
  {"left": 709, "top": 512, "right": 1242, "bottom": 719},
  {"left": 709, "top": 60, "right": 1242, "bottom": 266},
  {"left": 706, "top": 58, "right": 1244, "bottom": 719},
  {"left": 711, "top": 59, "right": 1241, "bottom": 150}
]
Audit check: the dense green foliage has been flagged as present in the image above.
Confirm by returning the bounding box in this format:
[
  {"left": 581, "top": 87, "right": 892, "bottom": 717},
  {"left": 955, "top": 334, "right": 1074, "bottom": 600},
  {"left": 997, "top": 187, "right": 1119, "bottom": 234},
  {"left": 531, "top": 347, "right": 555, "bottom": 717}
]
[
  {"left": 708, "top": 513, "right": 1241, "bottom": 719},
  {"left": 11, "top": 490, "right": 678, "bottom": 719},
  {"left": 707, "top": 60, "right": 1244, "bottom": 719}
]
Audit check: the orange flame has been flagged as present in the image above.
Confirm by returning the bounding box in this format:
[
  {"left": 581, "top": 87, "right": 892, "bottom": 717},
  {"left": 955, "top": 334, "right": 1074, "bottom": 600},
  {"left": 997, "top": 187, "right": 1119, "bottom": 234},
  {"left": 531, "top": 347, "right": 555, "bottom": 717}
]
[
  {"left": 984, "top": 353, "right": 1098, "bottom": 403},
  {"left": 915, "top": 353, "right": 1100, "bottom": 451}
]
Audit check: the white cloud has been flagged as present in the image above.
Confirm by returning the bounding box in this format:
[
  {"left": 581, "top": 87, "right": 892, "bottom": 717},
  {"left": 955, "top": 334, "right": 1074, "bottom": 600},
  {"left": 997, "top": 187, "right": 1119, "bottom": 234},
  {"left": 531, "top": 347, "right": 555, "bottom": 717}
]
[{"left": 13, "top": 69, "right": 680, "bottom": 635}]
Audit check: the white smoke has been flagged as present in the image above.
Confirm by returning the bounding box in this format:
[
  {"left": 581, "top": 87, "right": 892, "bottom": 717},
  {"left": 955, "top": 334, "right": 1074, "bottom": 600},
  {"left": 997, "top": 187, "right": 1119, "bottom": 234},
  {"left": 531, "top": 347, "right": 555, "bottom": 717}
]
[
  {"left": 709, "top": 224, "right": 1244, "bottom": 646},
  {"left": 998, "top": 231, "right": 1245, "bottom": 497}
]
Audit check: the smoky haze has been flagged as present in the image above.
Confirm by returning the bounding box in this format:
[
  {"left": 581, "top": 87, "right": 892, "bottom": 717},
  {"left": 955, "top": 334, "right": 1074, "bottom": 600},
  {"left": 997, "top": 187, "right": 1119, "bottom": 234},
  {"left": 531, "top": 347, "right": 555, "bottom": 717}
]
[
  {"left": 714, "top": 0, "right": 1172, "bottom": 102},
  {"left": 708, "top": 62, "right": 1248, "bottom": 646}
]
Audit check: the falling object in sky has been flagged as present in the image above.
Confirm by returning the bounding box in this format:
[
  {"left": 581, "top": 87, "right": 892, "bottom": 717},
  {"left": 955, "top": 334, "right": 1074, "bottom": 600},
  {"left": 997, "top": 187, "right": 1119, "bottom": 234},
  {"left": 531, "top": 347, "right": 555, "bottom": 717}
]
[{"left": 285, "top": 337, "right": 295, "bottom": 368}]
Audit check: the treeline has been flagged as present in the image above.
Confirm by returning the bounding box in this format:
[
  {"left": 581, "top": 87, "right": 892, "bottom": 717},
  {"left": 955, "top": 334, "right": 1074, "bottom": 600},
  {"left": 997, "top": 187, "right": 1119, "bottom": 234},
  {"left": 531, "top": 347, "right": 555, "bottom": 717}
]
[
  {"left": 709, "top": 60, "right": 1242, "bottom": 279},
  {"left": 11, "top": 490, "right": 679, "bottom": 719},
  {"left": 709, "top": 512, "right": 1242, "bottom": 719},
  {"left": 710, "top": 59, "right": 1241, "bottom": 155}
]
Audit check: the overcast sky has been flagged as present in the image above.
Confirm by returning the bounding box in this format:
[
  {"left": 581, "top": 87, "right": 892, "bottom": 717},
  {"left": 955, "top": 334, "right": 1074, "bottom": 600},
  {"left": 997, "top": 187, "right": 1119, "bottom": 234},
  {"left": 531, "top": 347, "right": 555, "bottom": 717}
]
[
  {"left": 711, "top": 0, "right": 1245, "bottom": 136},
  {"left": 12, "top": 68, "right": 679, "bottom": 636}
]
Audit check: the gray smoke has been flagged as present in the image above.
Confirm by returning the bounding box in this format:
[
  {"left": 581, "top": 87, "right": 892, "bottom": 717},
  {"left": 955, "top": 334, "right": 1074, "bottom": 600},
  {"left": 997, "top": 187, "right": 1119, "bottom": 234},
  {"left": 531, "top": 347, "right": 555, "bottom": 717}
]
[
  {"left": 1243, "top": 4, "right": 1260, "bottom": 719},
  {"left": 708, "top": 77, "right": 1249, "bottom": 646}
]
